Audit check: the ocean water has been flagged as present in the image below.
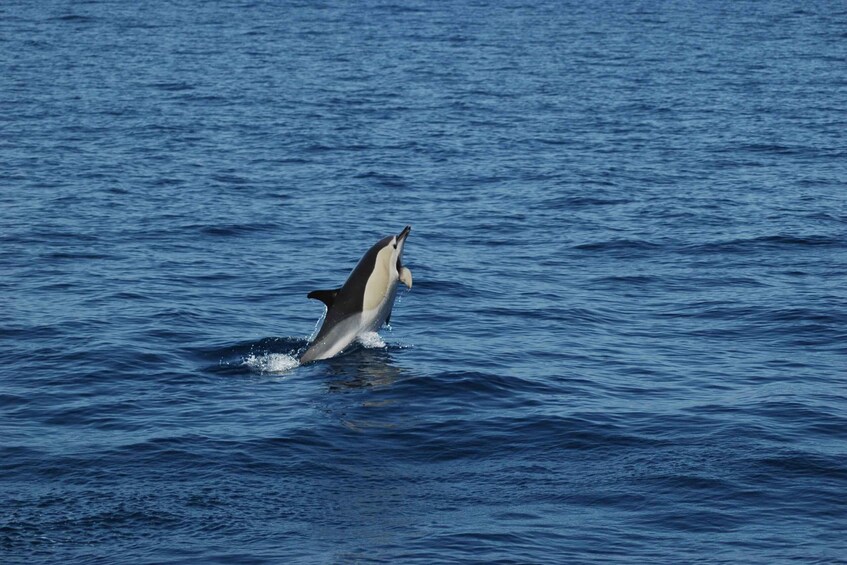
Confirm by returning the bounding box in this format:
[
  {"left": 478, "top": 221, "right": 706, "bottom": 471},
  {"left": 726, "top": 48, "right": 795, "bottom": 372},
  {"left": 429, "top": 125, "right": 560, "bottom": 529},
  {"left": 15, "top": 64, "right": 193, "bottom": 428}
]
[{"left": 2, "top": 0, "right": 846, "bottom": 562}]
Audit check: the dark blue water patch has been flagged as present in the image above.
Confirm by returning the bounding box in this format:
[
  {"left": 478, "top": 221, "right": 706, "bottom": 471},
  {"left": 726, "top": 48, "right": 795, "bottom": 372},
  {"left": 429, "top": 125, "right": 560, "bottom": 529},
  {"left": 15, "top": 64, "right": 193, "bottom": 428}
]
[
  {"left": 362, "top": 413, "right": 670, "bottom": 465},
  {"left": 732, "top": 143, "right": 814, "bottom": 157},
  {"left": 194, "top": 222, "right": 278, "bottom": 237},
  {"left": 656, "top": 301, "right": 847, "bottom": 349},
  {"left": 380, "top": 371, "right": 563, "bottom": 415},
  {"left": 572, "top": 239, "right": 663, "bottom": 256},
  {"left": 48, "top": 14, "right": 97, "bottom": 24},
  {"left": 749, "top": 451, "right": 847, "bottom": 497},
  {"left": 353, "top": 170, "right": 408, "bottom": 188},
  {"left": 587, "top": 274, "right": 661, "bottom": 292},
  {"left": 683, "top": 234, "right": 845, "bottom": 255},
  {"left": 411, "top": 278, "right": 476, "bottom": 298},
  {"left": 148, "top": 82, "right": 196, "bottom": 92},
  {"left": 543, "top": 195, "right": 632, "bottom": 209},
  {"left": 40, "top": 250, "right": 115, "bottom": 261},
  {"left": 150, "top": 176, "right": 188, "bottom": 187}
]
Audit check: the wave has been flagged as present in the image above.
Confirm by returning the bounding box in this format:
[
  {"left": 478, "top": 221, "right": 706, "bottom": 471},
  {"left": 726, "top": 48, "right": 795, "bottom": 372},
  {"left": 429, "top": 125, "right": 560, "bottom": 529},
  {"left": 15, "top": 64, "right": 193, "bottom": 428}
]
[
  {"left": 572, "top": 239, "right": 662, "bottom": 253},
  {"left": 683, "top": 234, "right": 843, "bottom": 254}
]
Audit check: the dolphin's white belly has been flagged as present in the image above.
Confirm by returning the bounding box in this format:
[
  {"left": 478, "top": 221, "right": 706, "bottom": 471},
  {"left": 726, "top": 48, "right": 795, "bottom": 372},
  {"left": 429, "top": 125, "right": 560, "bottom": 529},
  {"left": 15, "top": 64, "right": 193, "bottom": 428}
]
[{"left": 362, "top": 282, "right": 399, "bottom": 333}]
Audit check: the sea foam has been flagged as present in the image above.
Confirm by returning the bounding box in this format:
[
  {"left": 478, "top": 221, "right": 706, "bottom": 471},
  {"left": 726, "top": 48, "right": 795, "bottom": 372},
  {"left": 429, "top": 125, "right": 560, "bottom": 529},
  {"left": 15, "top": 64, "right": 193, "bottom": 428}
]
[
  {"left": 357, "top": 331, "right": 387, "bottom": 349},
  {"left": 243, "top": 353, "right": 300, "bottom": 374}
]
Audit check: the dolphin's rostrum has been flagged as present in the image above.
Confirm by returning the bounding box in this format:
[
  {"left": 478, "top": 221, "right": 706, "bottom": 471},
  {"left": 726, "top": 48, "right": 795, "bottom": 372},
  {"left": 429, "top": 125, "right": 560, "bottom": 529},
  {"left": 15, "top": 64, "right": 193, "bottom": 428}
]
[{"left": 300, "top": 226, "right": 412, "bottom": 363}]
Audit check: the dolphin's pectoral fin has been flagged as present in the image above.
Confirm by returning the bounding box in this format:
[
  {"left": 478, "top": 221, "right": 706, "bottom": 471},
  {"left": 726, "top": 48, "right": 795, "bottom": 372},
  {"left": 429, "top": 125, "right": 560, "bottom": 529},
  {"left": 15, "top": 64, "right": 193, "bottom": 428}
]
[
  {"left": 399, "top": 267, "right": 413, "bottom": 289},
  {"left": 307, "top": 288, "right": 341, "bottom": 309}
]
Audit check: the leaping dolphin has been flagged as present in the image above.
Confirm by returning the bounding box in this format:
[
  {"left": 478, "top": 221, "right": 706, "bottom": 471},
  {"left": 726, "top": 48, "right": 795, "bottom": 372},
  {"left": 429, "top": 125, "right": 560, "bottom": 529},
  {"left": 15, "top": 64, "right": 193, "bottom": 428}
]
[{"left": 300, "top": 226, "right": 413, "bottom": 364}]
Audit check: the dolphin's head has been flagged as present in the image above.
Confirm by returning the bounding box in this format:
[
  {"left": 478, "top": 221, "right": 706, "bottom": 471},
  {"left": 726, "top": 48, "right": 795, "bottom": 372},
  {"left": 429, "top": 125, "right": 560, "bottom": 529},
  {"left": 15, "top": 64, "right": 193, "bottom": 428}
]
[
  {"left": 391, "top": 225, "right": 413, "bottom": 289},
  {"left": 360, "top": 226, "right": 412, "bottom": 313}
]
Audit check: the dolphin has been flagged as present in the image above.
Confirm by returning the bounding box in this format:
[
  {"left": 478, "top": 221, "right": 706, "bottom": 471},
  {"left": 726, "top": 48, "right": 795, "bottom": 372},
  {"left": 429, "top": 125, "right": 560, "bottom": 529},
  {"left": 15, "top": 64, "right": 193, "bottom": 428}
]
[{"left": 300, "top": 226, "right": 413, "bottom": 364}]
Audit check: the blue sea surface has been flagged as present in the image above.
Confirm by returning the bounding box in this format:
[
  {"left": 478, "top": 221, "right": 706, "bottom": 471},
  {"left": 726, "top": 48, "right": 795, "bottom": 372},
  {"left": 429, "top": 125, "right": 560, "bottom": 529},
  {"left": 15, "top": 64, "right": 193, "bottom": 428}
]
[{"left": 2, "top": 1, "right": 846, "bottom": 563}]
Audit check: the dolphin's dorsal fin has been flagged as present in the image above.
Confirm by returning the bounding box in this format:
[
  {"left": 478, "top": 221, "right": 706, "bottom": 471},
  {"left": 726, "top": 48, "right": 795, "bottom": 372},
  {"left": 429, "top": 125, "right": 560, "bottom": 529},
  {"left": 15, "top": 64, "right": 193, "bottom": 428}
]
[{"left": 307, "top": 288, "right": 340, "bottom": 309}]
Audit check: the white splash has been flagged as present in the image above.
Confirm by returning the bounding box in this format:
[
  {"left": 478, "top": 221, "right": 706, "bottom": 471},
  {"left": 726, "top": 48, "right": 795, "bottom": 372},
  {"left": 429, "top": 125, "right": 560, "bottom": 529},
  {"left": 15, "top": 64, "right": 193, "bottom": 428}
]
[
  {"left": 357, "top": 331, "right": 386, "bottom": 349},
  {"left": 243, "top": 353, "right": 300, "bottom": 374}
]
